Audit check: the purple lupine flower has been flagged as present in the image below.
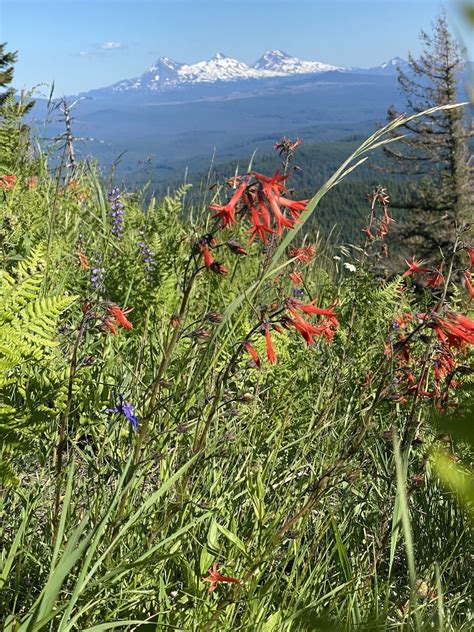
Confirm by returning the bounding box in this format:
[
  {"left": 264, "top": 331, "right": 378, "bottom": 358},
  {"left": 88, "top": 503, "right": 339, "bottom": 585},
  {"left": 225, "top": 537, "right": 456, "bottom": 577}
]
[
  {"left": 91, "top": 253, "right": 105, "bottom": 291},
  {"left": 107, "top": 187, "right": 125, "bottom": 239},
  {"left": 292, "top": 287, "right": 304, "bottom": 297},
  {"left": 106, "top": 394, "right": 139, "bottom": 432},
  {"left": 138, "top": 230, "right": 156, "bottom": 278}
]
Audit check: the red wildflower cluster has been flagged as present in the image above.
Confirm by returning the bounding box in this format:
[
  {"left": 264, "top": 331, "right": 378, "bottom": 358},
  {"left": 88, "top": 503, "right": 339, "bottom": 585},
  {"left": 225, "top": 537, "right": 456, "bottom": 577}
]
[
  {"left": 209, "top": 171, "right": 308, "bottom": 243},
  {"left": 284, "top": 298, "right": 339, "bottom": 345},
  {"left": 0, "top": 175, "right": 16, "bottom": 190},
  {"left": 362, "top": 186, "right": 394, "bottom": 253},
  {"left": 104, "top": 304, "right": 133, "bottom": 335},
  {"left": 274, "top": 136, "right": 303, "bottom": 161},
  {"left": 289, "top": 244, "right": 316, "bottom": 263},
  {"left": 244, "top": 297, "right": 339, "bottom": 367},
  {"left": 387, "top": 310, "right": 474, "bottom": 406},
  {"left": 203, "top": 562, "right": 241, "bottom": 593}
]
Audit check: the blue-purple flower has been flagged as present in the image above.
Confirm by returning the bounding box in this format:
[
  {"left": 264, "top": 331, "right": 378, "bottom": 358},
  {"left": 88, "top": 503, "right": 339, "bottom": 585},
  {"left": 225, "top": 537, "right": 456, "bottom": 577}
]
[
  {"left": 108, "top": 187, "right": 125, "bottom": 239},
  {"left": 138, "top": 230, "right": 156, "bottom": 278},
  {"left": 106, "top": 394, "right": 139, "bottom": 432},
  {"left": 91, "top": 253, "right": 105, "bottom": 291}
]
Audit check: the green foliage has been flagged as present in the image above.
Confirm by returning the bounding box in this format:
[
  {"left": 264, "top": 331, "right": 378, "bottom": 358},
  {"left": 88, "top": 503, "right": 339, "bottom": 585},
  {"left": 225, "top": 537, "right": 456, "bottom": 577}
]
[
  {"left": 0, "top": 101, "right": 472, "bottom": 631},
  {"left": 0, "top": 247, "right": 76, "bottom": 483}
]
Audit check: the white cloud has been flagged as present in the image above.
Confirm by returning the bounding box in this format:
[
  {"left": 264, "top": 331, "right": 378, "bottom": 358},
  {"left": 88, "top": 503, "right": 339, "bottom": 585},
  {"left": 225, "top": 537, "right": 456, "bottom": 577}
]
[{"left": 100, "top": 41, "right": 125, "bottom": 50}]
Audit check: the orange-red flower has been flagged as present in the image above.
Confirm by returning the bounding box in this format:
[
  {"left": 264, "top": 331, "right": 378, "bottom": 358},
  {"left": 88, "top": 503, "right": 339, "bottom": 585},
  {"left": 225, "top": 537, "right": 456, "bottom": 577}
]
[
  {"left": 284, "top": 298, "right": 339, "bottom": 345},
  {"left": 209, "top": 179, "right": 249, "bottom": 227},
  {"left": 77, "top": 252, "right": 90, "bottom": 270},
  {"left": 402, "top": 257, "right": 431, "bottom": 278},
  {"left": 210, "top": 261, "right": 229, "bottom": 275},
  {"left": 251, "top": 170, "right": 289, "bottom": 194},
  {"left": 203, "top": 562, "right": 241, "bottom": 593},
  {"left": 465, "top": 247, "right": 474, "bottom": 267},
  {"left": 426, "top": 270, "right": 443, "bottom": 288},
  {"left": 275, "top": 195, "right": 308, "bottom": 219},
  {"left": 200, "top": 243, "right": 214, "bottom": 269},
  {"left": 464, "top": 270, "right": 474, "bottom": 299},
  {"left": 289, "top": 245, "right": 315, "bottom": 264},
  {"left": 0, "top": 175, "right": 16, "bottom": 190},
  {"left": 264, "top": 325, "right": 277, "bottom": 364},
  {"left": 104, "top": 317, "right": 118, "bottom": 336},
  {"left": 289, "top": 271, "right": 303, "bottom": 286},
  {"left": 107, "top": 304, "right": 133, "bottom": 330},
  {"left": 433, "top": 313, "right": 474, "bottom": 347},
  {"left": 227, "top": 240, "right": 248, "bottom": 256},
  {"left": 363, "top": 226, "right": 375, "bottom": 241},
  {"left": 244, "top": 341, "right": 261, "bottom": 368}
]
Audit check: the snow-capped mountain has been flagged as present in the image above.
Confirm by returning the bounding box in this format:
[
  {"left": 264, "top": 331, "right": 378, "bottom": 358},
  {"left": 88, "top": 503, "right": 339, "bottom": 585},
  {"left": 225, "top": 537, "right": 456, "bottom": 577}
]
[
  {"left": 106, "top": 51, "right": 349, "bottom": 93},
  {"left": 253, "top": 49, "right": 343, "bottom": 75},
  {"left": 367, "top": 56, "right": 409, "bottom": 75}
]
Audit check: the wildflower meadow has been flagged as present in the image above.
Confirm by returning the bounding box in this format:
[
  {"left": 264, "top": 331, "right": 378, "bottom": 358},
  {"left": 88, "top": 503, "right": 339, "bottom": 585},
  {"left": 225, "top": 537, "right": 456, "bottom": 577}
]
[{"left": 0, "top": 94, "right": 472, "bottom": 631}]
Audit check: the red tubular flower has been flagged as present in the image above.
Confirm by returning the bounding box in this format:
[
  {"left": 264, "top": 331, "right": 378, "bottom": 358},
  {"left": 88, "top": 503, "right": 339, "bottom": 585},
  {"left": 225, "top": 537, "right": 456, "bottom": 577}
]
[
  {"left": 426, "top": 271, "right": 443, "bottom": 288},
  {"left": 77, "top": 252, "right": 90, "bottom": 270},
  {"left": 402, "top": 257, "right": 431, "bottom": 278},
  {"left": 251, "top": 170, "right": 289, "bottom": 194},
  {"left": 0, "top": 175, "right": 16, "bottom": 190},
  {"left": 289, "top": 271, "right": 303, "bottom": 286},
  {"left": 463, "top": 270, "right": 474, "bottom": 299},
  {"left": 104, "top": 317, "right": 118, "bottom": 336},
  {"left": 433, "top": 313, "right": 474, "bottom": 347},
  {"left": 247, "top": 198, "right": 274, "bottom": 244},
  {"left": 378, "top": 222, "right": 388, "bottom": 239},
  {"left": 108, "top": 304, "right": 133, "bottom": 330},
  {"left": 200, "top": 243, "right": 214, "bottom": 269},
  {"left": 284, "top": 299, "right": 339, "bottom": 345},
  {"left": 203, "top": 562, "right": 241, "bottom": 593},
  {"left": 210, "top": 261, "right": 229, "bottom": 275},
  {"left": 465, "top": 247, "right": 474, "bottom": 267},
  {"left": 264, "top": 325, "right": 277, "bottom": 364},
  {"left": 287, "top": 298, "right": 338, "bottom": 319},
  {"left": 275, "top": 196, "right": 309, "bottom": 219},
  {"left": 209, "top": 179, "right": 249, "bottom": 228},
  {"left": 286, "top": 313, "right": 323, "bottom": 345},
  {"left": 363, "top": 226, "right": 375, "bottom": 241},
  {"left": 244, "top": 342, "right": 261, "bottom": 368},
  {"left": 289, "top": 245, "right": 315, "bottom": 263},
  {"left": 227, "top": 240, "right": 248, "bottom": 255},
  {"left": 265, "top": 189, "right": 295, "bottom": 234}
]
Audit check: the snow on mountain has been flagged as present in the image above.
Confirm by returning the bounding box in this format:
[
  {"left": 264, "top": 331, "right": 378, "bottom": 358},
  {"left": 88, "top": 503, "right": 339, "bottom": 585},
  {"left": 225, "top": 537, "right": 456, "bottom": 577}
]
[
  {"left": 178, "top": 53, "right": 264, "bottom": 83},
  {"left": 108, "top": 50, "right": 348, "bottom": 93},
  {"left": 253, "top": 49, "right": 343, "bottom": 75},
  {"left": 367, "top": 56, "right": 409, "bottom": 74}
]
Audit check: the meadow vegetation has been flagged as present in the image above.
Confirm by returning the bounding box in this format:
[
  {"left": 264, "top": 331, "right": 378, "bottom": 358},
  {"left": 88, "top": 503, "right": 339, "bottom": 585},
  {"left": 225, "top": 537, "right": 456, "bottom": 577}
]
[{"left": 0, "top": 90, "right": 472, "bottom": 632}]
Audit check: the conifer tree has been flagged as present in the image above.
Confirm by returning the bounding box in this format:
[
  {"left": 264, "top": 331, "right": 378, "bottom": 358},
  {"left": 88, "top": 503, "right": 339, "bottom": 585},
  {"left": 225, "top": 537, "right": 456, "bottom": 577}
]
[
  {"left": 0, "top": 42, "right": 17, "bottom": 106},
  {"left": 383, "top": 12, "right": 472, "bottom": 259}
]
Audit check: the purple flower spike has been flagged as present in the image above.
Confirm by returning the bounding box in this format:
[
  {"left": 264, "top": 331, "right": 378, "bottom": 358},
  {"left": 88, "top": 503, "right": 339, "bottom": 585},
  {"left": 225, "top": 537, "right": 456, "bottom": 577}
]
[
  {"left": 108, "top": 187, "right": 125, "bottom": 239},
  {"left": 106, "top": 394, "right": 139, "bottom": 432}
]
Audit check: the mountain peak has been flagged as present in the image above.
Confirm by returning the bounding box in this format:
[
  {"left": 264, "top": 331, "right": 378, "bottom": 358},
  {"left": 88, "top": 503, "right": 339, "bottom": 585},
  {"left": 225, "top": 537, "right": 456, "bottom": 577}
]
[
  {"left": 253, "top": 50, "right": 342, "bottom": 74},
  {"left": 212, "top": 52, "right": 229, "bottom": 61}
]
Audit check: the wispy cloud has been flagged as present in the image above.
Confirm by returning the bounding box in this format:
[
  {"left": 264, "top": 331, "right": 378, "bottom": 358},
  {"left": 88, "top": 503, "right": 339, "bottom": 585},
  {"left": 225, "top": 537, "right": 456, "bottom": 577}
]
[
  {"left": 99, "top": 41, "right": 126, "bottom": 50},
  {"left": 77, "top": 41, "right": 127, "bottom": 58}
]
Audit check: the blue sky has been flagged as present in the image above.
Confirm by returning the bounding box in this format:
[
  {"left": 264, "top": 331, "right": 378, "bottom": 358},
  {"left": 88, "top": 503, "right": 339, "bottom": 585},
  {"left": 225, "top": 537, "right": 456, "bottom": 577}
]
[{"left": 1, "top": 0, "right": 471, "bottom": 95}]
